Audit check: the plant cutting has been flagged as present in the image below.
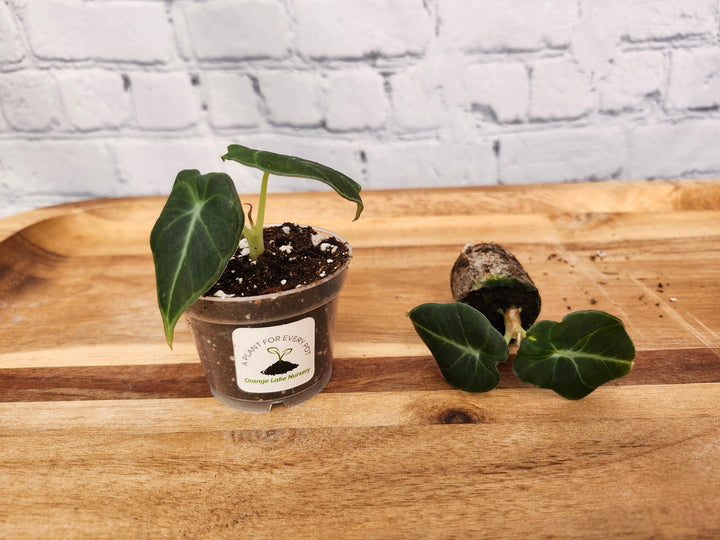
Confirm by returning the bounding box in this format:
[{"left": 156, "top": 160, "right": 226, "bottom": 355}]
[
  {"left": 150, "top": 144, "right": 363, "bottom": 412},
  {"left": 409, "top": 243, "right": 635, "bottom": 400},
  {"left": 450, "top": 242, "right": 541, "bottom": 344}
]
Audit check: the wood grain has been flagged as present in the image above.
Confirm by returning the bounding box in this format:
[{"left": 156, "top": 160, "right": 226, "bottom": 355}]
[
  {"left": 1, "top": 180, "right": 719, "bottom": 538},
  {"left": 2, "top": 348, "right": 719, "bottom": 402},
  {"left": 1, "top": 386, "right": 718, "bottom": 538}
]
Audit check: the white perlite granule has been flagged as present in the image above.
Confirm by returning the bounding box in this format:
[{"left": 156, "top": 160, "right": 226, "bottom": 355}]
[
  {"left": 238, "top": 237, "right": 250, "bottom": 257},
  {"left": 311, "top": 233, "right": 324, "bottom": 247}
]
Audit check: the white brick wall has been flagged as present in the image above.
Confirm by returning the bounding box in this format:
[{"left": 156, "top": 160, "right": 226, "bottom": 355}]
[
  {"left": 464, "top": 62, "right": 529, "bottom": 123},
  {"left": 499, "top": 126, "right": 626, "bottom": 184},
  {"left": 1, "top": 0, "right": 719, "bottom": 218},
  {"left": 56, "top": 69, "right": 132, "bottom": 131},
  {"left": 0, "top": 70, "right": 61, "bottom": 131},
  {"left": 437, "top": 0, "right": 577, "bottom": 52},
  {"left": 25, "top": 1, "right": 175, "bottom": 63},
  {"left": 598, "top": 51, "right": 666, "bottom": 113},
  {"left": 0, "top": 2, "right": 24, "bottom": 64},
  {"left": 325, "top": 68, "right": 388, "bottom": 132},
  {"left": 295, "top": 0, "right": 432, "bottom": 59},
  {"left": 131, "top": 72, "right": 200, "bottom": 130},
  {"left": 204, "top": 71, "right": 262, "bottom": 129},
  {"left": 179, "top": 1, "right": 290, "bottom": 60},
  {"left": 668, "top": 47, "right": 720, "bottom": 110},
  {"left": 530, "top": 58, "right": 594, "bottom": 121}
]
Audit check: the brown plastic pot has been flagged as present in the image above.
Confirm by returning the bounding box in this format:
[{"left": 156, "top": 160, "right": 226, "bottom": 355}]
[{"left": 185, "top": 227, "right": 351, "bottom": 412}]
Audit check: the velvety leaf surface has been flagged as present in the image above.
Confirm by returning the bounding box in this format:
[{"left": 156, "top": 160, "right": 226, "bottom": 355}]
[
  {"left": 222, "top": 144, "right": 363, "bottom": 220},
  {"left": 150, "top": 170, "right": 243, "bottom": 346},
  {"left": 513, "top": 310, "right": 635, "bottom": 399},
  {"left": 409, "top": 303, "right": 509, "bottom": 392}
]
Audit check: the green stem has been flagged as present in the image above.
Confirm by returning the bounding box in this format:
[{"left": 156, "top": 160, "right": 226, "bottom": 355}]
[
  {"left": 255, "top": 171, "right": 269, "bottom": 232},
  {"left": 244, "top": 171, "right": 270, "bottom": 259}
]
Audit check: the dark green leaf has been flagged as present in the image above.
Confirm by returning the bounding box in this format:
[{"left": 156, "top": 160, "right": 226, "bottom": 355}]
[
  {"left": 222, "top": 144, "right": 363, "bottom": 220},
  {"left": 150, "top": 170, "right": 243, "bottom": 347},
  {"left": 513, "top": 310, "right": 635, "bottom": 399},
  {"left": 409, "top": 303, "right": 510, "bottom": 392}
]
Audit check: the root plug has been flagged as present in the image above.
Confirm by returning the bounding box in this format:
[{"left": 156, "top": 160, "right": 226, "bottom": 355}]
[{"left": 450, "top": 242, "right": 541, "bottom": 343}]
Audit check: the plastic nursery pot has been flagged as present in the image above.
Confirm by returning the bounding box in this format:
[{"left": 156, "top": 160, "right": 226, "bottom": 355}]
[{"left": 185, "top": 227, "right": 351, "bottom": 413}]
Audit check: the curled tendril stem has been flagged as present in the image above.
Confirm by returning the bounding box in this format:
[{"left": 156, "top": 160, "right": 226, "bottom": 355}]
[{"left": 245, "top": 203, "right": 254, "bottom": 227}]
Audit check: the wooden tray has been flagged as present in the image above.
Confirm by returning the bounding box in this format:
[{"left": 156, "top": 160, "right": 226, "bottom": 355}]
[{"left": 1, "top": 180, "right": 719, "bottom": 537}]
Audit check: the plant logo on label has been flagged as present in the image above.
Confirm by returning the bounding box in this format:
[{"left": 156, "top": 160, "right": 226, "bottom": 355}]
[{"left": 232, "top": 318, "right": 315, "bottom": 393}]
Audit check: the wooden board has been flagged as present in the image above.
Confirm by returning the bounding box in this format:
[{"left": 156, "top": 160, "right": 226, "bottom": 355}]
[{"left": 1, "top": 180, "right": 719, "bottom": 538}]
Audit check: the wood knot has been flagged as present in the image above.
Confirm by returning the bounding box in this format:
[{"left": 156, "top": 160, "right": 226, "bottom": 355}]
[{"left": 436, "top": 408, "right": 486, "bottom": 424}]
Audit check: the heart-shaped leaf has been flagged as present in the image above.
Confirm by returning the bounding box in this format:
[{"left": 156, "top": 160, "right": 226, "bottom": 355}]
[
  {"left": 409, "top": 303, "right": 510, "bottom": 392},
  {"left": 150, "top": 170, "right": 244, "bottom": 347},
  {"left": 222, "top": 144, "right": 363, "bottom": 221},
  {"left": 513, "top": 310, "right": 635, "bottom": 399}
]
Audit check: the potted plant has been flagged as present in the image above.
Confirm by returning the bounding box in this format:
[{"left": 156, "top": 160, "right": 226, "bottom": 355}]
[{"left": 150, "top": 144, "right": 363, "bottom": 412}]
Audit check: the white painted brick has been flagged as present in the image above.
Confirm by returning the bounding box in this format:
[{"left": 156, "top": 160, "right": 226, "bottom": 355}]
[
  {"left": 0, "top": 140, "right": 116, "bottom": 195},
  {"left": 599, "top": 51, "right": 666, "bottom": 113},
  {"left": 259, "top": 71, "right": 323, "bottom": 127},
  {"left": 388, "top": 52, "right": 469, "bottom": 131},
  {"left": 0, "top": 2, "right": 24, "bottom": 64},
  {"left": 130, "top": 72, "right": 199, "bottom": 130},
  {"left": 438, "top": 0, "right": 576, "bottom": 52},
  {"left": 0, "top": 70, "right": 61, "bottom": 131},
  {"left": 180, "top": 0, "right": 289, "bottom": 60},
  {"left": 3, "top": 0, "right": 720, "bottom": 216},
  {"left": 582, "top": 0, "right": 717, "bottom": 44},
  {"left": 24, "top": 0, "right": 174, "bottom": 63},
  {"left": 171, "top": 3, "right": 194, "bottom": 62},
  {"left": 55, "top": 69, "right": 132, "bottom": 131},
  {"left": 324, "top": 69, "right": 387, "bottom": 132},
  {"left": 390, "top": 64, "right": 448, "bottom": 131},
  {"left": 463, "top": 62, "right": 529, "bottom": 123},
  {"left": 295, "top": 0, "right": 432, "bottom": 59},
  {"left": 363, "top": 138, "right": 496, "bottom": 189},
  {"left": 531, "top": 58, "right": 593, "bottom": 120},
  {"left": 112, "top": 138, "right": 236, "bottom": 196},
  {"left": 629, "top": 120, "right": 720, "bottom": 178},
  {"left": 499, "top": 127, "right": 626, "bottom": 184},
  {"left": 667, "top": 47, "right": 720, "bottom": 111},
  {"left": 569, "top": 10, "right": 619, "bottom": 77},
  {"left": 203, "top": 71, "right": 261, "bottom": 129}
]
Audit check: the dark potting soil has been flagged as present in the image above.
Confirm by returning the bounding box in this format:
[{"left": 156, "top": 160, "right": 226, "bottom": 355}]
[{"left": 204, "top": 223, "right": 351, "bottom": 298}]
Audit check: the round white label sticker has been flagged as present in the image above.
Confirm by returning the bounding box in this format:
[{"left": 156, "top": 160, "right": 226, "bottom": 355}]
[{"left": 232, "top": 317, "right": 315, "bottom": 394}]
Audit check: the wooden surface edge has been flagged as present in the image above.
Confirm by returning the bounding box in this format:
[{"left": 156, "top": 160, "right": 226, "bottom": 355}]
[{"left": 2, "top": 178, "right": 719, "bottom": 243}]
